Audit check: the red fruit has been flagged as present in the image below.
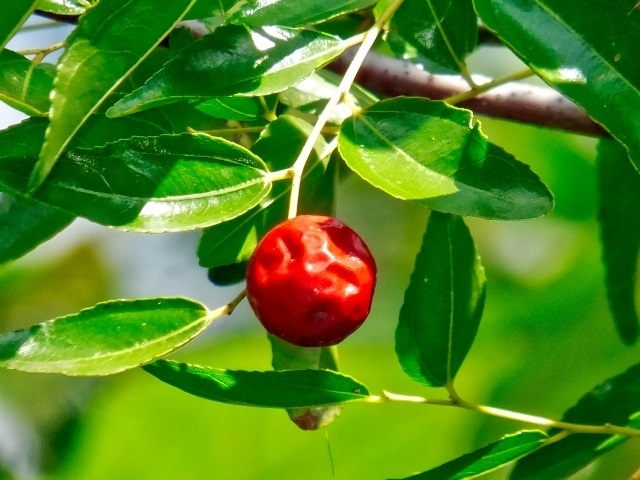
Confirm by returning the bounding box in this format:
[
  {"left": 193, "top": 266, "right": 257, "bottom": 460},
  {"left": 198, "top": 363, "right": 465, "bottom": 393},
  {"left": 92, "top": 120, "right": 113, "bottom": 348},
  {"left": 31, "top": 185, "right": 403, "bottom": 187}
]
[{"left": 246, "top": 215, "right": 377, "bottom": 347}]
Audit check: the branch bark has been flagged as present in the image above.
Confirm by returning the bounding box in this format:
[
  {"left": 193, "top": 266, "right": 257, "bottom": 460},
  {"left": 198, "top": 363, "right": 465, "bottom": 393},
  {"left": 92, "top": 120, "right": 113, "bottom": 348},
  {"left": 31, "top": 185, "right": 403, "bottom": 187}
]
[{"left": 329, "top": 49, "right": 607, "bottom": 138}]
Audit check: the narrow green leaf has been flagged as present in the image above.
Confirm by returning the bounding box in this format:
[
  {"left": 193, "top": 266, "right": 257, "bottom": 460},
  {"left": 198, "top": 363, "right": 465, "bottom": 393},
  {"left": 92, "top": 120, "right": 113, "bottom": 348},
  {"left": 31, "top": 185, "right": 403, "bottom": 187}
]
[
  {"left": 144, "top": 359, "right": 369, "bottom": 408},
  {"left": 107, "top": 25, "right": 346, "bottom": 117},
  {"left": 394, "top": 431, "right": 549, "bottom": 480},
  {"left": 229, "top": 0, "right": 377, "bottom": 28},
  {"left": 0, "top": 50, "right": 55, "bottom": 116},
  {"left": 597, "top": 139, "right": 640, "bottom": 345},
  {"left": 0, "top": 192, "right": 74, "bottom": 264},
  {"left": 0, "top": 0, "right": 39, "bottom": 50},
  {"left": 389, "top": 0, "right": 478, "bottom": 73},
  {"left": 511, "top": 363, "right": 640, "bottom": 479},
  {"left": 0, "top": 133, "right": 272, "bottom": 233},
  {"left": 473, "top": 0, "right": 640, "bottom": 171},
  {"left": 396, "top": 212, "right": 486, "bottom": 387},
  {"left": 338, "top": 97, "right": 553, "bottom": 220},
  {"left": 38, "top": 0, "right": 87, "bottom": 15},
  {"left": 31, "top": 0, "right": 198, "bottom": 190},
  {"left": 0, "top": 298, "right": 209, "bottom": 376},
  {"left": 197, "top": 115, "right": 329, "bottom": 268}
]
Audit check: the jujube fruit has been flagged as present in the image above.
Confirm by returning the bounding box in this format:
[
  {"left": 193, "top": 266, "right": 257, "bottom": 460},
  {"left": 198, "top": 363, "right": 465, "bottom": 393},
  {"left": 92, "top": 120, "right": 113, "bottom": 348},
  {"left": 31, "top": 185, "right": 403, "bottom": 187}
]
[{"left": 246, "top": 215, "right": 377, "bottom": 347}]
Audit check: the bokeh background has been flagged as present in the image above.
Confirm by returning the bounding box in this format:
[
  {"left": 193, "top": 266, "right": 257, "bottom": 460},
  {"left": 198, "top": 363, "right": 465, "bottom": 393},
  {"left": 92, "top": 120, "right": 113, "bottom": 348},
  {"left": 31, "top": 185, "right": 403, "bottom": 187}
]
[{"left": 1, "top": 14, "right": 639, "bottom": 480}]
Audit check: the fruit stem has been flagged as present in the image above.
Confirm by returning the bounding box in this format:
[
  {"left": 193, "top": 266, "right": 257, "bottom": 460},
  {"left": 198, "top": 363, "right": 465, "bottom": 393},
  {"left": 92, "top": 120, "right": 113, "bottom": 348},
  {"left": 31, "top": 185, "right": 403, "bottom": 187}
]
[
  {"left": 286, "top": 0, "right": 405, "bottom": 219},
  {"left": 206, "top": 289, "right": 247, "bottom": 323}
]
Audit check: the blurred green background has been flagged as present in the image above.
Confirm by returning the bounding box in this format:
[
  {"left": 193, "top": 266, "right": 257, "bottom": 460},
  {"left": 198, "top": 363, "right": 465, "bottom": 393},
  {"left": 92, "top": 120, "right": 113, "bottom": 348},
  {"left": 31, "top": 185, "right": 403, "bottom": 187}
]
[{"left": 1, "top": 20, "right": 639, "bottom": 480}]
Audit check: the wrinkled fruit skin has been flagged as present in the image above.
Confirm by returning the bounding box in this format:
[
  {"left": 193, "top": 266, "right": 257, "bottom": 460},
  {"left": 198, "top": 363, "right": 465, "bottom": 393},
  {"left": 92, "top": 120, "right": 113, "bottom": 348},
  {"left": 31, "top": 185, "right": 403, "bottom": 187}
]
[{"left": 246, "top": 215, "right": 377, "bottom": 347}]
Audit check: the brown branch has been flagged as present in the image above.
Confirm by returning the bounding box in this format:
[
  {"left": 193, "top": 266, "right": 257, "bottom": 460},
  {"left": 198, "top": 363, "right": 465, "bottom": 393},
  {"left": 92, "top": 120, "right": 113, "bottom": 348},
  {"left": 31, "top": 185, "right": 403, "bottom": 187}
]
[{"left": 328, "top": 49, "right": 607, "bottom": 138}]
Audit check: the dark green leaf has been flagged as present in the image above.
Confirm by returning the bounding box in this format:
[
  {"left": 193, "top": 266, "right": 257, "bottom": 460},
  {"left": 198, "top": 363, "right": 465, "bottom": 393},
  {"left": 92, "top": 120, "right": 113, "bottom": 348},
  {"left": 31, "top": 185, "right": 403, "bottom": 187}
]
[
  {"left": 269, "top": 335, "right": 342, "bottom": 430},
  {"left": 229, "top": 0, "right": 377, "bottom": 28},
  {"left": 389, "top": 0, "right": 478, "bottom": 73},
  {"left": 396, "top": 212, "right": 486, "bottom": 387},
  {"left": 207, "top": 261, "right": 247, "bottom": 286},
  {"left": 31, "top": 0, "right": 197, "bottom": 190},
  {"left": 0, "top": 50, "right": 55, "bottom": 116},
  {"left": 597, "top": 139, "right": 640, "bottom": 345},
  {"left": 194, "top": 97, "right": 265, "bottom": 121},
  {"left": 197, "top": 115, "right": 329, "bottom": 268},
  {"left": 0, "top": 1, "right": 39, "bottom": 49},
  {"left": 0, "top": 133, "right": 272, "bottom": 232},
  {"left": 338, "top": 97, "right": 553, "bottom": 220},
  {"left": 38, "top": 0, "right": 87, "bottom": 15},
  {"left": 144, "top": 359, "right": 369, "bottom": 408},
  {"left": 395, "top": 431, "right": 549, "bottom": 480},
  {"left": 0, "top": 193, "right": 74, "bottom": 264},
  {"left": 107, "top": 25, "right": 346, "bottom": 117},
  {"left": 511, "top": 363, "right": 640, "bottom": 479},
  {"left": 473, "top": 0, "right": 640, "bottom": 171},
  {"left": 0, "top": 298, "right": 209, "bottom": 376}
]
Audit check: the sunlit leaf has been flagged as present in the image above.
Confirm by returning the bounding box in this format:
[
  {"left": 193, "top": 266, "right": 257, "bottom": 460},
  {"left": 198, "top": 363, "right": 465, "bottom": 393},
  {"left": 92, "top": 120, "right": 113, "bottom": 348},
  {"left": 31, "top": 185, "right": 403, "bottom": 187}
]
[
  {"left": 389, "top": 0, "right": 477, "bottom": 73},
  {"left": 338, "top": 97, "right": 553, "bottom": 220},
  {"left": 107, "top": 25, "right": 346, "bottom": 117},
  {"left": 31, "top": 0, "right": 197, "bottom": 190},
  {"left": 0, "top": 133, "right": 271, "bottom": 232},
  {"left": 396, "top": 212, "right": 486, "bottom": 387},
  {"left": 144, "top": 359, "right": 370, "bottom": 408},
  {"left": 0, "top": 0, "right": 39, "bottom": 49},
  {"left": 38, "top": 0, "right": 87, "bottom": 15},
  {"left": 597, "top": 139, "right": 640, "bottom": 345},
  {"left": 0, "top": 298, "right": 209, "bottom": 376},
  {"left": 229, "top": 0, "right": 377, "bottom": 27},
  {"left": 395, "top": 431, "right": 548, "bottom": 479},
  {"left": 511, "top": 363, "right": 640, "bottom": 479},
  {"left": 473, "top": 0, "right": 640, "bottom": 171},
  {"left": 0, "top": 50, "right": 55, "bottom": 116}
]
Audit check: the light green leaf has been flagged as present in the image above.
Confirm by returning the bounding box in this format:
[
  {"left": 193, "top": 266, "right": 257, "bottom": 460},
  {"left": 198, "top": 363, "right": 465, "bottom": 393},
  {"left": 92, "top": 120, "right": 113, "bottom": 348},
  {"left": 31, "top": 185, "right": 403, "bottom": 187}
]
[
  {"left": 0, "top": 133, "right": 272, "bottom": 233},
  {"left": 197, "top": 115, "right": 328, "bottom": 268},
  {"left": 0, "top": 192, "right": 74, "bottom": 265},
  {"left": 31, "top": 0, "right": 198, "bottom": 190},
  {"left": 38, "top": 0, "right": 87, "bottom": 15},
  {"left": 0, "top": 298, "right": 209, "bottom": 376},
  {"left": 473, "top": 0, "right": 640, "bottom": 171},
  {"left": 194, "top": 97, "right": 265, "bottom": 121},
  {"left": 229, "top": 0, "right": 377, "bottom": 27},
  {"left": 511, "top": 363, "right": 640, "bottom": 479},
  {"left": 597, "top": 139, "right": 640, "bottom": 345},
  {"left": 338, "top": 97, "right": 553, "bottom": 220},
  {"left": 395, "top": 431, "right": 549, "bottom": 480},
  {"left": 0, "top": 0, "right": 39, "bottom": 49},
  {"left": 107, "top": 25, "right": 346, "bottom": 117},
  {"left": 144, "top": 359, "right": 370, "bottom": 408},
  {"left": 0, "top": 50, "right": 55, "bottom": 116},
  {"left": 396, "top": 212, "right": 486, "bottom": 387},
  {"left": 389, "top": 0, "right": 478, "bottom": 73}
]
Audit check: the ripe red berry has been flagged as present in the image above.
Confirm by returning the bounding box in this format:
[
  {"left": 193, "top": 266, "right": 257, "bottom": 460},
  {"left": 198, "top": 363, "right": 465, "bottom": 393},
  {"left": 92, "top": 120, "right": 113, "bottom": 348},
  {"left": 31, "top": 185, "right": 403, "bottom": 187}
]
[{"left": 246, "top": 215, "right": 377, "bottom": 347}]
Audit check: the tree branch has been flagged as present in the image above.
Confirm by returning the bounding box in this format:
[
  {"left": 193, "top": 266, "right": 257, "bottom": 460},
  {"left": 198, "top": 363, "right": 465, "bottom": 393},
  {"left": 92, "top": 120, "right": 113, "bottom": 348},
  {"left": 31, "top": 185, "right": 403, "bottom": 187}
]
[{"left": 328, "top": 49, "right": 607, "bottom": 137}]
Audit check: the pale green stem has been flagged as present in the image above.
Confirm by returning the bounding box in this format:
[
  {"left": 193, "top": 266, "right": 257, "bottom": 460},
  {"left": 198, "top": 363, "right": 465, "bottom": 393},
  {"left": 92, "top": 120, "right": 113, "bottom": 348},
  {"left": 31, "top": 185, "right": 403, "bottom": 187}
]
[
  {"left": 18, "top": 40, "right": 65, "bottom": 58},
  {"left": 205, "top": 289, "right": 247, "bottom": 323},
  {"left": 445, "top": 68, "right": 534, "bottom": 105},
  {"left": 286, "top": 0, "right": 405, "bottom": 219}
]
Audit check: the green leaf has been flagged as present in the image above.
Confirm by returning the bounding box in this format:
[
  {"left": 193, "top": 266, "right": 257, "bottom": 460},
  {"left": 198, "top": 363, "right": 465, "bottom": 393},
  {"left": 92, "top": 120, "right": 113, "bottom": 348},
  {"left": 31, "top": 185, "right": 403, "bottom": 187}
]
[
  {"left": 107, "top": 25, "right": 346, "bottom": 117},
  {"left": 0, "top": 0, "right": 39, "bottom": 50},
  {"left": 338, "top": 97, "right": 553, "bottom": 220},
  {"left": 389, "top": 0, "right": 478, "bottom": 73},
  {"left": 0, "top": 133, "right": 272, "bottom": 233},
  {"left": 0, "top": 50, "right": 55, "bottom": 116},
  {"left": 0, "top": 192, "right": 74, "bottom": 264},
  {"left": 473, "top": 0, "right": 640, "bottom": 171},
  {"left": 396, "top": 212, "right": 486, "bottom": 387},
  {"left": 31, "top": 0, "right": 198, "bottom": 190},
  {"left": 38, "top": 0, "right": 87, "bottom": 15},
  {"left": 511, "top": 363, "right": 640, "bottom": 479},
  {"left": 0, "top": 298, "right": 209, "bottom": 376},
  {"left": 269, "top": 335, "right": 342, "bottom": 430},
  {"left": 394, "top": 431, "right": 549, "bottom": 480},
  {"left": 229, "top": 0, "right": 377, "bottom": 28},
  {"left": 597, "top": 139, "right": 640, "bottom": 345},
  {"left": 194, "top": 97, "right": 265, "bottom": 122},
  {"left": 197, "top": 115, "right": 328, "bottom": 268},
  {"left": 144, "top": 359, "right": 369, "bottom": 408}
]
